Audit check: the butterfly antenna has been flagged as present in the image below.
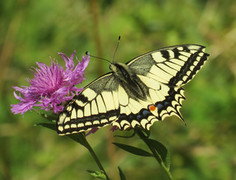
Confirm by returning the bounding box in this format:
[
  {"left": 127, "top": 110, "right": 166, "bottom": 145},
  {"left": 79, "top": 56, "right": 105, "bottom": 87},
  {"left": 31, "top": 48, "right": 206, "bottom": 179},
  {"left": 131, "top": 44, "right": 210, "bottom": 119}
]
[
  {"left": 85, "top": 51, "right": 111, "bottom": 64},
  {"left": 112, "top": 36, "right": 121, "bottom": 63}
]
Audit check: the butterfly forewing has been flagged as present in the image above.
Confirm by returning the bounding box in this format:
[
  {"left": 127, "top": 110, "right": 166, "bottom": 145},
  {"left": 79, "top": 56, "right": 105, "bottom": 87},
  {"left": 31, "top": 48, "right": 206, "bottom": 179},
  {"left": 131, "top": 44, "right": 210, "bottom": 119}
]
[
  {"left": 57, "top": 44, "right": 209, "bottom": 135},
  {"left": 128, "top": 44, "right": 209, "bottom": 87}
]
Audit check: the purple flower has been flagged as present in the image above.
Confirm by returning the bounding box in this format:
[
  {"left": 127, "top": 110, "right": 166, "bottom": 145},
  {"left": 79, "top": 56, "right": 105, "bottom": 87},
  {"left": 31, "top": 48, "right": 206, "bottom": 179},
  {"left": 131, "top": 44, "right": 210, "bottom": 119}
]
[{"left": 11, "top": 51, "right": 89, "bottom": 114}]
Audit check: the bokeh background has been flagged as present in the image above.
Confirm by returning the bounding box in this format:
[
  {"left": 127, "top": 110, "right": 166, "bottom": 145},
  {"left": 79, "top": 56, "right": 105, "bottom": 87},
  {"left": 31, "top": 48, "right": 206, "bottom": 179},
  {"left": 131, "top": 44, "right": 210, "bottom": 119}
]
[{"left": 1, "top": 0, "right": 236, "bottom": 179}]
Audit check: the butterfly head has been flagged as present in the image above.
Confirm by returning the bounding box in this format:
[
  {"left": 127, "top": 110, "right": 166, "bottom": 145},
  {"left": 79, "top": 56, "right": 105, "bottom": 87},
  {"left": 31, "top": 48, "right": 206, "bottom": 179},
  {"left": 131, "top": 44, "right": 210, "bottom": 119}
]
[
  {"left": 109, "top": 62, "right": 132, "bottom": 81},
  {"left": 109, "top": 63, "right": 117, "bottom": 72}
]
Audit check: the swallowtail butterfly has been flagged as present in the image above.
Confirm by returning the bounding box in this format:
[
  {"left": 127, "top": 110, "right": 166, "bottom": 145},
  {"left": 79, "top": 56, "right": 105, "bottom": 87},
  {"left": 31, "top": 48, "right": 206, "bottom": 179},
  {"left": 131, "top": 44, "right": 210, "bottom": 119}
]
[{"left": 57, "top": 44, "right": 209, "bottom": 135}]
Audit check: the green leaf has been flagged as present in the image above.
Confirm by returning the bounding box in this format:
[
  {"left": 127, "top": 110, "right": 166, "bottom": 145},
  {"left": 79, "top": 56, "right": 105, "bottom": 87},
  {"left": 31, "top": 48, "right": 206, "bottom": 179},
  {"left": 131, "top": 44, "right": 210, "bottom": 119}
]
[
  {"left": 146, "top": 139, "right": 168, "bottom": 165},
  {"left": 36, "top": 111, "right": 57, "bottom": 121},
  {"left": 118, "top": 166, "right": 126, "bottom": 180},
  {"left": 165, "top": 149, "right": 171, "bottom": 170},
  {"left": 114, "top": 131, "right": 136, "bottom": 139},
  {"left": 36, "top": 122, "right": 57, "bottom": 132},
  {"left": 87, "top": 170, "right": 107, "bottom": 179},
  {"left": 66, "top": 133, "right": 88, "bottom": 148},
  {"left": 36, "top": 123, "right": 89, "bottom": 148},
  {"left": 113, "top": 142, "right": 153, "bottom": 157}
]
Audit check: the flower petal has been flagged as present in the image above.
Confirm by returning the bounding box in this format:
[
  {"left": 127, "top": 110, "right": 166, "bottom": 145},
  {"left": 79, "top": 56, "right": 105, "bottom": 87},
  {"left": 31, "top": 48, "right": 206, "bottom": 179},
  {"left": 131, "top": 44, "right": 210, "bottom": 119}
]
[
  {"left": 11, "top": 100, "right": 37, "bottom": 115},
  {"left": 58, "top": 51, "right": 75, "bottom": 71},
  {"left": 80, "top": 55, "right": 90, "bottom": 71}
]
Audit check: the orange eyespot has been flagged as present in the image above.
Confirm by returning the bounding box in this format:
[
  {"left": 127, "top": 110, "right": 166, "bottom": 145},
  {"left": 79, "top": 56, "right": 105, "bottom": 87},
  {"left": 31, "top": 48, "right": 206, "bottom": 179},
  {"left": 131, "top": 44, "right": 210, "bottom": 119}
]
[{"left": 148, "top": 105, "right": 156, "bottom": 112}]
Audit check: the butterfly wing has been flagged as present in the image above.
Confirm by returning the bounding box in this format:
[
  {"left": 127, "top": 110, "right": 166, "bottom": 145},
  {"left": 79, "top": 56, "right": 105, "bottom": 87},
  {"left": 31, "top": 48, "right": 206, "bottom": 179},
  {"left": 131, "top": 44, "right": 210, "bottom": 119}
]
[
  {"left": 127, "top": 44, "right": 208, "bottom": 86},
  {"left": 57, "top": 73, "right": 120, "bottom": 135},
  {"left": 112, "top": 44, "right": 209, "bottom": 130}
]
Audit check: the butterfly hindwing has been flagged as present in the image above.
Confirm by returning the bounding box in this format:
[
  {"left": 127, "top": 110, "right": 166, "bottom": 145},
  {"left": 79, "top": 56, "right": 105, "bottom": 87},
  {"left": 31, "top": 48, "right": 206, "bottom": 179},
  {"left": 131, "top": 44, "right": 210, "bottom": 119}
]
[
  {"left": 57, "top": 73, "right": 120, "bottom": 135},
  {"left": 57, "top": 44, "right": 209, "bottom": 135},
  {"left": 113, "top": 85, "right": 185, "bottom": 131}
]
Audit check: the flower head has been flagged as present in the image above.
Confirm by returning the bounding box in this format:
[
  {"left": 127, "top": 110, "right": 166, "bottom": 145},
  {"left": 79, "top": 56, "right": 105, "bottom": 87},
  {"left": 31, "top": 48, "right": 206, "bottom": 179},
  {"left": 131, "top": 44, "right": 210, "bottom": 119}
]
[{"left": 11, "top": 51, "right": 89, "bottom": 114}]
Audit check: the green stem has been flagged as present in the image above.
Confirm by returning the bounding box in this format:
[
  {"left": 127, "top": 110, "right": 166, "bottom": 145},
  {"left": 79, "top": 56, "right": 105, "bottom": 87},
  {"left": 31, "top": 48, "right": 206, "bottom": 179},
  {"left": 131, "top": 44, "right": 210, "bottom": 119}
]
[
  {"left": 136, "top": 129, "right": 173, "bottom": 180},
  {"left": 82, "top": 135, "right": 110, "bottom": 180}
]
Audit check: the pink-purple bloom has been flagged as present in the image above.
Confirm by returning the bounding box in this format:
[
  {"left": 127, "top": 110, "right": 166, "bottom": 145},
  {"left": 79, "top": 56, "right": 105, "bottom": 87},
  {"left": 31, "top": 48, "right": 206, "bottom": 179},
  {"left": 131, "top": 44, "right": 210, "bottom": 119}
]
[{"left": 11, "top": 51, "right": 89, "bottom": 114}]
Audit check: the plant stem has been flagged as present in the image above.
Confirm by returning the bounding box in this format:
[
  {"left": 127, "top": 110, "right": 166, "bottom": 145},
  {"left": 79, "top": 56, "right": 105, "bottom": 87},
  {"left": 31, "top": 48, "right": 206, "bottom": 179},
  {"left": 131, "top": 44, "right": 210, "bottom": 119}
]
[
  {"left": 136, "top": 129, "right": 173, "bottom": 180},
  {"left": 82, "top": 135, "right": 110, "bottom": 180}
]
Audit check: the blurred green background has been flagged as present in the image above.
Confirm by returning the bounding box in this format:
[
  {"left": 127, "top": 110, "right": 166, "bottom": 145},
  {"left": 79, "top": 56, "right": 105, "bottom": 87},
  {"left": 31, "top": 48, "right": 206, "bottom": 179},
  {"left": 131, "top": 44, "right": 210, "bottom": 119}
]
[{"left": 1, "top": 0, "right": 236, "bottom": 179}]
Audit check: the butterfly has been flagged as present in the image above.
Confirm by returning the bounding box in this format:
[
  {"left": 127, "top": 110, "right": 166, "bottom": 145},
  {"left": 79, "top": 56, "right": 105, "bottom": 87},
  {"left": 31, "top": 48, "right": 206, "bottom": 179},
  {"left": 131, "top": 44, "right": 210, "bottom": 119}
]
[{"left": 57, "top": 44, "right": 209, "bottom": 135}]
